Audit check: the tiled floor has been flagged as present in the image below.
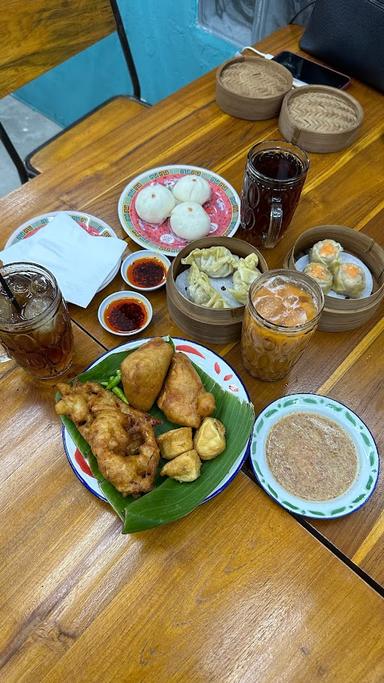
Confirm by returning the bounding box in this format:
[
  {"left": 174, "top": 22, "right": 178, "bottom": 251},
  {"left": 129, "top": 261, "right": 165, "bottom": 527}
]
[{"left": 0, "top": 95, "right": 62, "bottom": 197}]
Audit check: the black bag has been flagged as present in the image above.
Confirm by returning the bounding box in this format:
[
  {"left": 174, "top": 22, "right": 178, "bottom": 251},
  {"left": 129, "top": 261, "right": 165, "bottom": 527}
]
[{"left": 300, "top": 0, "right": 384, "bottom": 92}]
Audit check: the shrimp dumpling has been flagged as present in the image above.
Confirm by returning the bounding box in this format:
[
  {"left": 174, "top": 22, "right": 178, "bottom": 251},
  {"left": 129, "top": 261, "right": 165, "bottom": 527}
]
[
  {"left": 182, "top": 246, "right": 239, "bottom": 277},
  {"left": 170, "top": 202, "right": 211, "bottom": 240},
  {"left": 172, "top": 175, "right": 211, "bottom": 205},
  {"left": 187, "top": 262, "right": 227, "bottom": 308},
  {"left": 303, "top": 262, "right": 333, "bottom": 293},
  {"left": 310, "top": 239, "right": 343, "bottom": 270},
  {"left": 332, "top": 262, "right": 366, "bottom": 298},
  {"left": 135, "top": 183, "right": 175, "bottom": 224}
]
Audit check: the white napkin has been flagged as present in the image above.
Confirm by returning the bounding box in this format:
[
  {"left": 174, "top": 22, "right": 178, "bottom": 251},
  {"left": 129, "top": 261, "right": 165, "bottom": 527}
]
[{"left": 0, "top": 213, "right": 127, "bottom": 307}]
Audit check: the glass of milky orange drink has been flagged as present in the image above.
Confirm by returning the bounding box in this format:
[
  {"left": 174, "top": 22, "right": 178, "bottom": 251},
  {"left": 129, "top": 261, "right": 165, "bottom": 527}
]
[{"left": 241, "top": 270, "right": 324, "bottom": 381}]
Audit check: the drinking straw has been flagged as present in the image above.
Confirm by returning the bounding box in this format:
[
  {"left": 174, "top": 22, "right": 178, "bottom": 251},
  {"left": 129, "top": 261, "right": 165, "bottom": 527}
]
[{"left": 0, "top": 262, "right": 22, "bottom": 315}]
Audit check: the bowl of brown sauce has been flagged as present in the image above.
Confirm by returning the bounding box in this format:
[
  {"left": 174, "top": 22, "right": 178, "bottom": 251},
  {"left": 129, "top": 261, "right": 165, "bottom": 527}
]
[
  {"left": 121, "top": 250, "right": 171, "bottom": 291},
  {"left": 98, "top": 291, "right": 152, "bottom": 336}
]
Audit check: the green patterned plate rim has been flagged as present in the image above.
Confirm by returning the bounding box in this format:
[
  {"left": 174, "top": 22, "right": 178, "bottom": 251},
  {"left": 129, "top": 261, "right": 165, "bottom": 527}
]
[{"left": 250, "top": 393, "right": 379, "bottom": 519}]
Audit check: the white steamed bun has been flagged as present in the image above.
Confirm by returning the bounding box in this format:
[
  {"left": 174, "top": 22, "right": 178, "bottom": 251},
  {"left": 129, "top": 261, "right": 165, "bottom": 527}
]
[
  {"left": 135, "top": 183, "right": 175, "bottom": 224},
  {"left": 172, "top": 175, "right": 211, "bottom": 205},
  {"left": 170, "top": 202, "right": 211, "bottom": 240}
]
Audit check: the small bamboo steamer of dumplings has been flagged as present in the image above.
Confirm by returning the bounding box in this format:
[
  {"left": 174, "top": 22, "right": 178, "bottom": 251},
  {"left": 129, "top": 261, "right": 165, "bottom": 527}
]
[
  {"left": 216, "top": 55, "right": 293, "bottom": 120},
  {"left": 166, "top": 236, "right": 268, "bottom": 344},
  {"left": 279, "top": 85, "right": 363, "bottom": 153},
  {"left": 284, "top": 225, "right": 384, "bottom": 332}
]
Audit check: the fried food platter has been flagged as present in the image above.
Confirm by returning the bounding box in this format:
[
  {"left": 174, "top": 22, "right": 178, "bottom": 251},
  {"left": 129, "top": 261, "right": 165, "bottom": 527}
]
[{"left": 59, "top": 337, "right": 255, "bottom": 533}]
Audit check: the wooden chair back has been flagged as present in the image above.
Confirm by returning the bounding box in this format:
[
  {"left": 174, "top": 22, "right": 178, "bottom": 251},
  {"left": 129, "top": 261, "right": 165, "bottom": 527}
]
[{"left": 0, "top": 0, "right": 117, "bottom": 98}]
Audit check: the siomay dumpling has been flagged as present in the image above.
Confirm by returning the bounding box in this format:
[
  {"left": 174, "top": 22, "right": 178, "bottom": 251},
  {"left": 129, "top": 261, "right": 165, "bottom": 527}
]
[
  {"left": 182, "top": 245, "right": 240, "bottom": 278},
  {"left": 332, "top": 262, "right": 366, "bottom": 298},
  {"left": 172, "top": 175, "right": 211, "bottom": 205},
  {"left": 135, "top": 183, "right": 175, "bottom": 224},
  {"left": 229, "top": 253, "right": 261, "bottom": 304},
  {"left": 187, "top": 262, "right": 227, "bottom": 308},
  {"left": 303, "top": 261, "right": 333, "bottom": 293},
  {"left": 310, "top": 239, "right": 343, "bottom": 270}
]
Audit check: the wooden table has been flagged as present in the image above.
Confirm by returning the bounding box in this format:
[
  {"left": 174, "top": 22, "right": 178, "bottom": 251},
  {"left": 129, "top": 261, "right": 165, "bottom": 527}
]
[{"left": 1, "top": 26, "right": 383, "bottom": 681}]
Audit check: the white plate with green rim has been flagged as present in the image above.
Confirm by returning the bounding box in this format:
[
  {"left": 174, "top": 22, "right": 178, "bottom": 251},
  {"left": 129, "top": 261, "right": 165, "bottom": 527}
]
[
  {"left": 4, "top": 210, "right": 120, "bottom": 292},
  {"left": 250, "top": 394, "right": 379, "bottom": 519}
]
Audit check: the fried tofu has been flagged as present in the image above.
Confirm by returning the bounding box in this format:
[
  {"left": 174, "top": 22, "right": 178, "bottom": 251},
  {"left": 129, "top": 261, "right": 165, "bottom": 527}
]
[
  {"left": 160, "top": 449, "right": 201, "bottom": 482},
  {"left": 194, "top": 417, "right": 226, "bottom": 460},
  {"left": 157, "top": 427, "right": 193, "bottom": 459}
]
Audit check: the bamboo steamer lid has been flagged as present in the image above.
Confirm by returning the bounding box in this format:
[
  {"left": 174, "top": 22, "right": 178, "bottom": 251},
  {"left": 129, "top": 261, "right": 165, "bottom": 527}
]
[
  {"left": 279, "top": 85, "right": 363, "bottom": 153},
  {"left": 166, "top": 236, "right": 268, "bottom": 344},
  {"left": 216, "top": 55, "right": 293, "bottom": 120},
  {"left": 284, "top": 225, "right": 384, "bottom": 332}
]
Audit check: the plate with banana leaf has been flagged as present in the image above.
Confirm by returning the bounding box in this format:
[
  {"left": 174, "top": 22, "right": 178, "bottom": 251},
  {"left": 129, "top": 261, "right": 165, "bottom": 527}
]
[{"left": 58, "top": 337, "right": 255, "bottom": 533}]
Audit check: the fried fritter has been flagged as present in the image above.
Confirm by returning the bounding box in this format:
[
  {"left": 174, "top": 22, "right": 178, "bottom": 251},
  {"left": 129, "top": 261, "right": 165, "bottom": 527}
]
[
  {"left": 55, "top": 381, "right": 160, "bottom": 496},
  {"left": 120, "top": 337, "right": 174, "bottom": 411},
  {"left": 157, "top": 352, "right": 215, "bottom": 428}
]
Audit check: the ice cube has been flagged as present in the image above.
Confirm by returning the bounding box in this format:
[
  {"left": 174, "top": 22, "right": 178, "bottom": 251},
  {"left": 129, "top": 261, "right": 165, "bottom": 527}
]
[
  {"left": 30, "top": 274, "right": 51, "bottom": 296},
  {"left": 22, "top": 297, "right": 51, "bottom": 320},
  {"left": 10, "top": 274, "right": 30, "bottom": 295}
]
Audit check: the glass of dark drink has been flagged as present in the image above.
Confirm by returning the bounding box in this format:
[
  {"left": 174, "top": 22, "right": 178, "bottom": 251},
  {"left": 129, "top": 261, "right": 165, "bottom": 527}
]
[
  {"left": 0, "top": 263, "right": 73, "bottom": 380},
  {"left": 238, "top": 140, "right": 309, "bottom": 249}
]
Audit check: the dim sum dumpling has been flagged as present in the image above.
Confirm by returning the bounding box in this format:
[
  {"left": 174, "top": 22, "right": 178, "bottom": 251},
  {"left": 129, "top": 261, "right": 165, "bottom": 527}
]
[
  {"left": 135, "top": 183, "right": 175, "bottom": 224},
  {"left": 303, "top": 261, "right": 333, "bottom": 293},
  {"left": 182, "top": 246, "right": 239, "bottom": 277},
  {"left": 332, "top": 262, "right": 365, "bottom": 298},
  {"left": 172, "top": 175, "right": 211, "bottom": 205},
  {"left": 229, "top": 253, "right": 261, "bottom": 304},
  {"left": 309, "top": 239, "right": 343, "bottom": 269},
  {"left": 187, "top": 262, "right": 227, "bottom": 308},
  {"left": 170, "top": 202, "right": 211, "bottom": 240}
]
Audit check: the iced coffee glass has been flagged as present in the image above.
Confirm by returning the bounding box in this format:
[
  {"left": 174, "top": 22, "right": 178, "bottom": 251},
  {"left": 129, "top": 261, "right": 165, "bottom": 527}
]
[
  {"left": 241, "top": 270, "right": 324, "bottom": 381},
  {"left": 0, "top": 263, "right": 73, "bottom": 379}
]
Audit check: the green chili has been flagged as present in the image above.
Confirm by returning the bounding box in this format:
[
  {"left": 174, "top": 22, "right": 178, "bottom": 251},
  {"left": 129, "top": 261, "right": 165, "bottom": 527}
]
[
  {"left": 106, "top": 369, "right": 122, "bottom": 390},
  {"left": 112, "top": 386, "right": 128, "bottom": 404}
]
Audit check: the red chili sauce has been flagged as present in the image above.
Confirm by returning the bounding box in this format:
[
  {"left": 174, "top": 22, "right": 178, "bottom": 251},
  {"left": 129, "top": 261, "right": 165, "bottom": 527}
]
[
  {"left": 127, "top": 257, "right": 166, "bottom": 288},
  {"left": 104, "top": 298, "right": 147, "bottom": 332}
]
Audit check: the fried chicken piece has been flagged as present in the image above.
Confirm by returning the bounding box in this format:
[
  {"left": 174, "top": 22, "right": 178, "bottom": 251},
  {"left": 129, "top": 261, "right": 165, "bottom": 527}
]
[
  {"left": 157, "top": 353, "right": 215, "bottom": 429},
  {"left": 56, "top": 381, "right": 160, "bottom": 496},
  {"left": 120, "top": 337, "right": 174, "bottom": 411}
]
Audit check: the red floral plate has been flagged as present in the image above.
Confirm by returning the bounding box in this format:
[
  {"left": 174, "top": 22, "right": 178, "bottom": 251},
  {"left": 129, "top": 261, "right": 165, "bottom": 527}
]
[{"left": 117, "top": 165, "right": 241, "bottom": 256}]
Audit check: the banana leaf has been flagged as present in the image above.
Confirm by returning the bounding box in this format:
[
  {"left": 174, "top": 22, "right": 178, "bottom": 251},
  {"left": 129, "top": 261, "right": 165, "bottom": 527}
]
[{"left": 58, "top": 339, "right": 255, "bottom": 533}]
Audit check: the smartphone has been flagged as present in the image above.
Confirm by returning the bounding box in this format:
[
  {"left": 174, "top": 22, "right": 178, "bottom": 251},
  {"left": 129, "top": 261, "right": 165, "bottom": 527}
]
[{"left": 272, "top": 51, "right": 351, "bottom": 89}]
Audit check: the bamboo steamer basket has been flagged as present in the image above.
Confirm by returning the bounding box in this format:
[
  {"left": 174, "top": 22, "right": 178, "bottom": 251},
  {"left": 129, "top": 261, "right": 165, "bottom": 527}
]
[
  {"left": 216, "top": 55, "right": 293, "bottom": 120},
  {"left": 279, "top": 85, "right": 363, "bottom": 153},
  {"left": 166, "top": 236, "right": 268, "bottom": 344},
  {"left": 284, "top": 225, "right": 384, "bottom": 332}
]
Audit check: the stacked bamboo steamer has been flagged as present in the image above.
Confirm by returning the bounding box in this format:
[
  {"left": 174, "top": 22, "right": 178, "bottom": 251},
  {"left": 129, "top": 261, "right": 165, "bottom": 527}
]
[{"left": 216, "top": 54, "right": 363, "bottom": 152}]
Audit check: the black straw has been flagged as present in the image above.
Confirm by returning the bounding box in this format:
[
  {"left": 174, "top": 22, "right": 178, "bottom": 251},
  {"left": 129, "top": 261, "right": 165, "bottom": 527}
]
[{"left": 0, "top": 272, "right": 22, "bottom": 315}]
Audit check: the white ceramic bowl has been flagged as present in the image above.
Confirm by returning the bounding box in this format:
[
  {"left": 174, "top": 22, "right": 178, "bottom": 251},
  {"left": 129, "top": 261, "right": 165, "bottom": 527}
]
[
  {"left": 97, "top": 290, "right": 153, "bottom": 336},
  {"left": 120, "top": 250, "right": 171, "bottom": 291}
]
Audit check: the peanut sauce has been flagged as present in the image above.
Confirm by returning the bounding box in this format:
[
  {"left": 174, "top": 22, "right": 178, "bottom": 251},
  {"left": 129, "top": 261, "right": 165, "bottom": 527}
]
[
  {"left": 104, "top": 298, "right": 147, "bottom": 332},
  {"left": 127, "top": 257, "right": 166, "bottom": 288}
]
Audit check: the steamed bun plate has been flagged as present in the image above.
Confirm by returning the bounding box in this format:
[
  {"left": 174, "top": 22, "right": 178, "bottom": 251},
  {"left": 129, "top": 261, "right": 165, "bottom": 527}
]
[{"left": 296, "top": 252, "right": 373, "bottom": 299}]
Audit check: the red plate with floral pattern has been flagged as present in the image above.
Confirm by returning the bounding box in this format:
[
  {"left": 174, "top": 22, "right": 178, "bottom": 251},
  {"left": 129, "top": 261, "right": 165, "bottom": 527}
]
[{"left": 118, "top": 165, "right": 241, "bottom": 256}]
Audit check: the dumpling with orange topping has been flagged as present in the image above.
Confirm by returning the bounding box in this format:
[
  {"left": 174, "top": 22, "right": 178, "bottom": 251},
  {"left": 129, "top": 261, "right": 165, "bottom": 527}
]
[
  {"left": 332, "top": 262, "right": 366, "bottom": 298},
  {"left": 309, "top": 239, "right": 343, "bottom": 270},
  {"left": 303, "top": 261, "right": 333, "bottom": 294}
]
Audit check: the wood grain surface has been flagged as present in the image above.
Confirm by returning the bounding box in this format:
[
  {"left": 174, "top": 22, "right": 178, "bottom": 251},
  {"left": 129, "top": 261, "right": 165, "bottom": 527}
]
[
  {"left": 1, "top": 26, "right": 384, "bottom": 680},
  {"left": 0, "top": 0, "right": 115, "bottom": 97}
]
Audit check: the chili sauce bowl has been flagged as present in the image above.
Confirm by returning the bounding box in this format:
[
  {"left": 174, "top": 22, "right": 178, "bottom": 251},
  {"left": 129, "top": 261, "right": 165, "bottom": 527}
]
[
  {"left": 98, "top": 291, "right": 153, "bottom": 336},
  {"left": 120, "top": 250, "right": 171, "bottom": 291}
]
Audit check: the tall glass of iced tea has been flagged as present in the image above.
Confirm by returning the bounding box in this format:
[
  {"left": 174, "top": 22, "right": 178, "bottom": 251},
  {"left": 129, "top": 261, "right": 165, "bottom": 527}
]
[
  {"left": 0, "top": 263, "right": 73, "bottom": 379},
  {"left": 241, "top": 270, "right": 324, "bottom": 381},
  {"left": 238, "top": 140, "right": 309, "bottom": 249}
]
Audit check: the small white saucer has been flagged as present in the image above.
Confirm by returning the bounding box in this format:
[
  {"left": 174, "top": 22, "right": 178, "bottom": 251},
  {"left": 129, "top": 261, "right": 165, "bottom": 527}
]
[
  {"left": 120, "top": 250, "right": 171, "bottom": 291},
  {"left": 98, "top": 290, "right": 152, "bottom": 336}
]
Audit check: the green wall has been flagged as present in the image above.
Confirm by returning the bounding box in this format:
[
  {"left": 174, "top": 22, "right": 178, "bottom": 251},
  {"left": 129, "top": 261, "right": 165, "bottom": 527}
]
[{"left": 16, "top": 1, "right": 237, "bottom": 127}]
